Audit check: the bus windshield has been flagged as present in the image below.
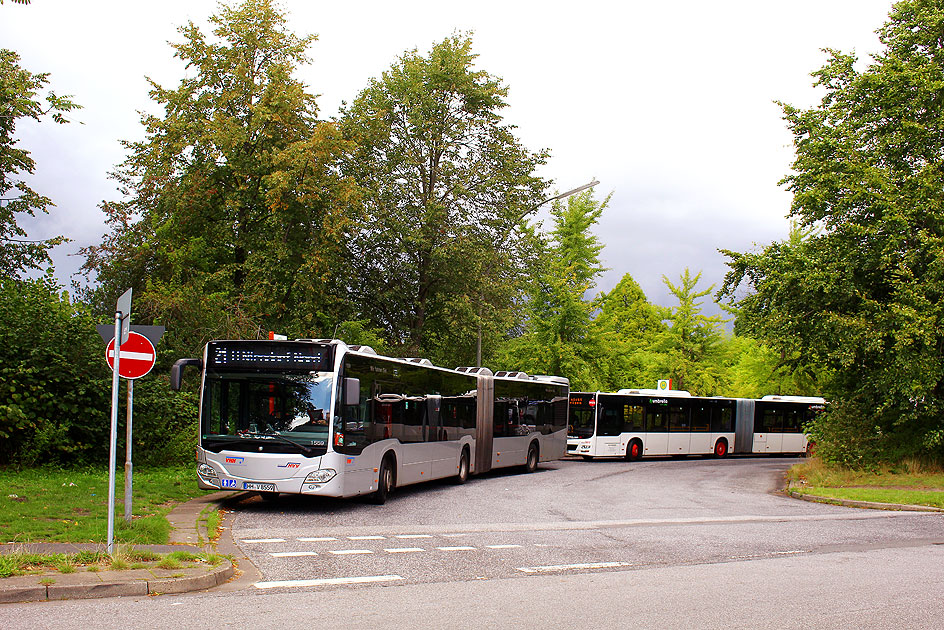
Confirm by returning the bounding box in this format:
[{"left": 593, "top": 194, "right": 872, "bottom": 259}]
[
  {"left": 200, "top": 371, "right": 334, "bottom": 456},
  {"left": 568, "top": 407, "right": 596, "bottom": 439}
]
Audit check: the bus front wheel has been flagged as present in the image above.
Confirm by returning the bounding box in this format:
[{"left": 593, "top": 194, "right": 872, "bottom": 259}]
[{"left": 625, "top": 440, "right": 643, "bottom": 462}]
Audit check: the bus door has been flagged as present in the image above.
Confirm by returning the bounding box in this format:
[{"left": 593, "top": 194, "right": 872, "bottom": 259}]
[
  {"left": 396, "top": 396, "right": 431, "bottom": 485},
  {"left": 755, "top": 407, "right": 783, "bottom": 453},
  {"left": 596, "top": 400, "right": 624, "bottom": 456},
  {"left": 644, "top": 405, "right": 669, "bottom": 455},
  {"left": 424, "top": 395, "right": 454, "bottom": 478},
  {"left": 779, "top": 406, "right": 805, "bottom": 453},
  {"left": 667, "top": 404, "right": 691, "bottom": 455},
  {"left": 494, "top": 399, "right": 527, "bottom": 466}
]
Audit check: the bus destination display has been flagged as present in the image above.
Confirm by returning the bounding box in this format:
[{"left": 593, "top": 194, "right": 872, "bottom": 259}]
[{"left": 207, "top": 341, "right": 332, "bottom": 372}]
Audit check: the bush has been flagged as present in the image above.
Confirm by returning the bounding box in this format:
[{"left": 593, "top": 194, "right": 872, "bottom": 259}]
[
  {"left": 0, "top": 275, "right": 110, "bottom": 466},
  {"left": 0, "top": 275, "right": 198, "bottom": 467}
]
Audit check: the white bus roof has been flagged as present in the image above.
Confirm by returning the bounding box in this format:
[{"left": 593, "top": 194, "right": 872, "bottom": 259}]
[
  {"left": 615, "top": 388, "right": 692, "bottom": 397},
  {"left": 760, "top": 395, "right": 826, "bottom": 403}
]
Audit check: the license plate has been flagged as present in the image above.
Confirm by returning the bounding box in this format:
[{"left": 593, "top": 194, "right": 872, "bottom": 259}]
[{"left": 243, "top": 482, "right": 277, "bottom": 492}]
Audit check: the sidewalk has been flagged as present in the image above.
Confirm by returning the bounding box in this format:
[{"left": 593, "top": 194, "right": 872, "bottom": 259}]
[{"left": 0, "top": 491, "right": 253, "bottom": 604}]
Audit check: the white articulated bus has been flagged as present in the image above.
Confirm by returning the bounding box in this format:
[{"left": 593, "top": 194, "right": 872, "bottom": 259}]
[
  {"left": 567, "top": 390, "right": 824, "bottom": 460},
  {"left": 171, "top": 339, "right": 569, "bottom": 503}
]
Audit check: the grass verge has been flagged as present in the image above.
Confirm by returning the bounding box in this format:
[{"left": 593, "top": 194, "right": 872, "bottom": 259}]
[
  {"left": 0, "top": 466, "right": 211, "bottom": 544},
  {"left": 788, "top": 457, "right": 944, "bottom": 509},
  {"left": 0, "top": 547, "right": 224, "bottom": 579}
]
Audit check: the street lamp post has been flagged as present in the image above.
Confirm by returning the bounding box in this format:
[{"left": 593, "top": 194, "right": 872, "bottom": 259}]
[{"left": 476, "top": 178, "right": 600, "bottom": 366}]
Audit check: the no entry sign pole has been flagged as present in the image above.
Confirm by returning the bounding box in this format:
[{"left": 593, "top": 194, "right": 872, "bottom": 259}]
[
  {"left": 107, "top": 288, "right": 131, "bottom": 556},
  {"left": 124, "top": 380, "right": 134, "bottom": 524}
]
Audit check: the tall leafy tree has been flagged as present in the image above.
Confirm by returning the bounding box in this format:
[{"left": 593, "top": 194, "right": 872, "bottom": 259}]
[
  {"left": 338, "top": 33, "right": 549, "bottom": 364},
  {"left": 498, "top": 190, "right": 608, "bottom": 388},
  {"left": 657, "top": 269, "right": 726, "bottom": 394},
  {"left": 0, "top": 48, "right": 76, "bottom": 277},
  {"left": 592, "top": 273, "right": 667, "bottom": 390},
  {"left": 82, "top": 0, "right": 355, "bottom": 356},
  {"left": 720, "top": 0, "right": 944, "bottom": 464}
]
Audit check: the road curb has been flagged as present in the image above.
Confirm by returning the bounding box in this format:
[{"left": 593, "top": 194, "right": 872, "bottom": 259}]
[
  {"left": 787, "top": 489, "right": 944, "bottom": 512},
  {"left": 0, "top": 560, "right": 234, "bottom": 604}
]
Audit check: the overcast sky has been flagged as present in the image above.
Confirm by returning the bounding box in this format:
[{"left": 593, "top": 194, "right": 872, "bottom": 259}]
[{"left": 3, "top": 0, "right": 896, "bottom": 316}]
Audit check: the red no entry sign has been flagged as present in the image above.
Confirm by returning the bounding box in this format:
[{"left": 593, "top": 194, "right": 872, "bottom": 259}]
[{"left": 106, "top": 331, "right": 157, "bottom": 379}]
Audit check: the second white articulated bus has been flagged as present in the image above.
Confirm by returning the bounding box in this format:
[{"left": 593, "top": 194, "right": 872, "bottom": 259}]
[
  {"left": 172, "top": 339, "right": 569, "bottom": 503},
  {"left": 567, "top": 389, "right": 825, "bottom": 460}
]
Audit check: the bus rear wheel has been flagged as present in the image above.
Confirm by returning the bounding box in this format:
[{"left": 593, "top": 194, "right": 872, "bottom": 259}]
[
  {"left": 714, "top": 439, "right": 728, "bottom": 458},
  {"left": 455, "top": 449, "right": 470, "bottom": 484},
  {"left": 371, "top": 456, "right": 395, "bottom": 505},
  {"left": 524, "top": 443, "right": 539, "bottom": 473},
  {"left": 625, "top": 439, "right": 642, "bottom": 462}
]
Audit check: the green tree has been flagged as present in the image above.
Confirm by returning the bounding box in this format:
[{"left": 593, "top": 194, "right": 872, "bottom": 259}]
[
  {"left": 498, "top": 189, "right": 608, "bottom": 388},
  {"left": 657, "top": 269, "right": 726, "bottom": 394},
  {"left": 82, "top": 0, "right": 356, "bottom": 358},
  {"left": 720, "top": 0, "right": 944, "bottom": 465},
  {"left": 592, "top": 273, "right": 666, "bottom": 390},
  {"left": 338, "top": 33, "right": 549, "bottom": 365},
  {"left": 0, "top": 48, "right": 77, "bottom": 277}
]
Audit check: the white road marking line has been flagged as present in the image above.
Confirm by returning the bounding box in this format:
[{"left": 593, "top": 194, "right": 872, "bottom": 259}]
[
  {"left": 297, "top": 537, "right": 337, "bottom": 542},
  {"left": 485, "top": 544, "right": 522, "bottom": 549},
  {"left": 441, "top": 533, "right": 468, "bottom": 537},
  {"left": 384, "top": 547, "right": 425, "bottom": 553},
  {"left": 436, "top": 546, "right": 477, "bottom": 551},
  {"left": 271, "top": 551, "right": 318, "bottom": 558},
  {"left": 516, "top": 562, "right": 632, "bottom": 574},
  {"left": 242, "top": 538, "right": 286, "bottom": 543},
  {"left": 329, "top": 549, "right": 374, "bottom": 555},
  {"left": 348, "top": 535, "right": 386, "bottom": 540},
  {"left": 396, "top": 534, "right": 433, "bottom": 539},
  {"left": 254, "top": 575, "right": 404, "bottom": 589}
]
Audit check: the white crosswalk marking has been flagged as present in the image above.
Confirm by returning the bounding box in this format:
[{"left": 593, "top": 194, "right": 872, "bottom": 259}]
[
  {"left": 486, "top": 544, "right": 521, "bottom": 549},
  {"left": 255, "top": 575, "right": 404, "bottom": 589},
  {"left": 437, "top": 546, "right": 476, "bottom": 551}
]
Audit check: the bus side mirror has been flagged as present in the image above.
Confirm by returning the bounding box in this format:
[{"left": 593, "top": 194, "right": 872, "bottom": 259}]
[
  {"left": 343, "top": 378, "right": 360, "bottom": 406},
  {"left": 170, "top": 358, "right": 202, "bottom": 391}
]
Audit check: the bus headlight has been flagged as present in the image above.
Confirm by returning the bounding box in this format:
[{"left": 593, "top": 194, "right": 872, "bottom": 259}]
[
  {"left": 198, "top": 463, "right": 218, "bottom": 478},
  {"left": 304, "top": 469, "right": 337, "bottom": 484}
]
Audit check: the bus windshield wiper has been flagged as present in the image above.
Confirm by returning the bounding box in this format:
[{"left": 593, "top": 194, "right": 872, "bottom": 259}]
[
  {"left": 216, "top": 430, "right": 317, "bottom": 456},
  {"left": 259, "top": 427, "right": 318, "bottom": 457}
]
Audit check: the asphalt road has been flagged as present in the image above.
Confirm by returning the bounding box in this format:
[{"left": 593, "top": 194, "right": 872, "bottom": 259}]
[{"left": 3, "top": 456, "right": 942, "bottom": 628}]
